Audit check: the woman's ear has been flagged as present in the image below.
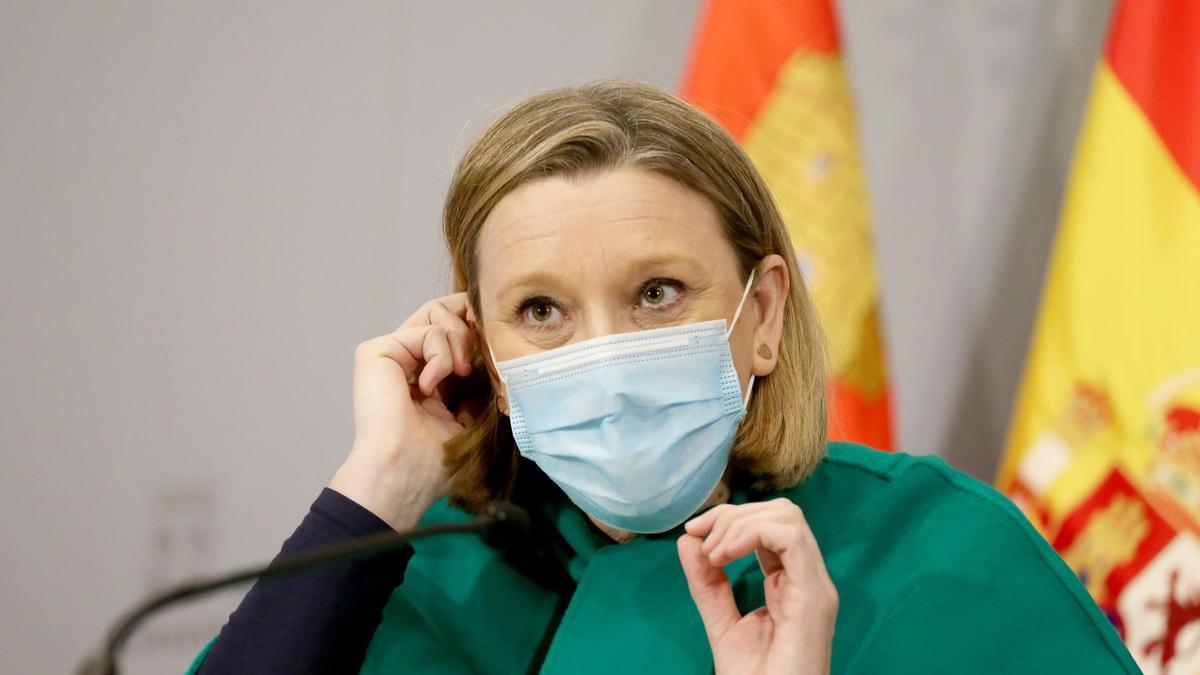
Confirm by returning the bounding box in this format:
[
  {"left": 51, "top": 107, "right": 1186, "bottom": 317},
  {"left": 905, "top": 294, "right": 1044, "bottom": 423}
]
[
  {"left": 469, "top": 315, "right": 510, "bottom": 417},
  {"left": 750, "top": 253, "right": 789, "bottom": 377}
]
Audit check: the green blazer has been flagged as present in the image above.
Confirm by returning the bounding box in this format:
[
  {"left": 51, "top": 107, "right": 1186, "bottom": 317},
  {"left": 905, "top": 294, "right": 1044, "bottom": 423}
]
[{"left": 187, "top": 442, "right": 1140, "bottom": 673}]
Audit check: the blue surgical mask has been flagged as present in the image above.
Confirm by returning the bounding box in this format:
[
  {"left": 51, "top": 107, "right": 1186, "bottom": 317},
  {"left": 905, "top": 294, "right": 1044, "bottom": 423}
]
[{"left": 488, "top": 268, "right": 757, "bottom": 533}]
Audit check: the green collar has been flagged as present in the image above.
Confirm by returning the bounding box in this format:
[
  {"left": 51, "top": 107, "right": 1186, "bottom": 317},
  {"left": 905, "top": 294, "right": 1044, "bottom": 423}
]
[{"left": 536, "top": 476, "right": 781, "bottom": 581}]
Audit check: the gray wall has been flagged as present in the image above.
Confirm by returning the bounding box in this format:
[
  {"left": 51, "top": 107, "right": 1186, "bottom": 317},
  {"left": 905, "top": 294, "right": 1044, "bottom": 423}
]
[{"left": 0, "top": 2, "right": 1111, "bottom": 673}]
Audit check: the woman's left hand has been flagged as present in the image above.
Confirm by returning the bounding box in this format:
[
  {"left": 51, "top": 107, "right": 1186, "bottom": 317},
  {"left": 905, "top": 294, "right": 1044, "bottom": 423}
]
[{"left": 677, "top": 498, "right": 838, "bottom": 675}]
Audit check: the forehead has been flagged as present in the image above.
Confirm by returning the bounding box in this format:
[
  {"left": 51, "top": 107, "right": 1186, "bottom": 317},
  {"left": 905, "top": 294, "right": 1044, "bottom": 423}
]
[{"left": 476, "top": 167, "right": 734, "bottom": 296}]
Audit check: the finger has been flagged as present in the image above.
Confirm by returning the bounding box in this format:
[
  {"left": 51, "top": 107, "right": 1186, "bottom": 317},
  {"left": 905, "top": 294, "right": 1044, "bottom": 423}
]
[
  {"left": 710, "top": 520, "right": 817, "bottom": 576},
  {"left": 698, "top": 502, "right": 779, "bottom": 555},
  {"left": 684, "top": 503, "right": 735, "bottom": 537},
  {"left": 426, "top": 300, "right": 476, "bottom": 376},
  {"left": 725, "top": 521, "right": 838, "bottom": 629},
  {"left": 677, "top": 533, "right": 741, "bottom": 650},
  {"left": 700, "top": 505, "right": 754, "bottom": 553},
  {"left": 709, "top": 520, "right": 791, "bottom": 568},
  {"left": 396, "top": 297, "right": 472, "bottom": 377},
  {"left": 400, "top": 293, "right": 470, "bottom": 330},
  {"left": 754, "top": 546, "right": 784, "bottom": 578},
  {"left": 415, "top": 327, "right": 455, "bottom": 396},
  {"left": 365, "top": 325, "right": 452, "bottom": 396},
  {"left": 706, "top": 503, "right": 798, "bottom": 560},
  {"left": 356, "top": 328, "right": 425, "bottom": 382},
  {"left": 714, "top": 509, "right": 797, "bottom": 575}
]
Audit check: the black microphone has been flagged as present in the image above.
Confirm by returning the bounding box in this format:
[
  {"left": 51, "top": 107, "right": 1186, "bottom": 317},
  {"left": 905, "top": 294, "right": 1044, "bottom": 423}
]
[{"left": 77, "top": 500, "right": 531, "bottom": 675}]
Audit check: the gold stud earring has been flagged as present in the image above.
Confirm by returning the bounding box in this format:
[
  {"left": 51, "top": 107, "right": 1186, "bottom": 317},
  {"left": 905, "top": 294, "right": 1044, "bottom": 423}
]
[{"left": 757, "top": 343, "right": 772, "bottom": 359}]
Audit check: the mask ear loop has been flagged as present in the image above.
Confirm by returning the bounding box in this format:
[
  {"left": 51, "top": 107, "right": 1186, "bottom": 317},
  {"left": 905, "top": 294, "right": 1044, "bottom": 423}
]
[
  {"left": 485, "top": 340, "right": 514, "bottom": 415},
  {"left": 727, "top": 266, "right": 758, "bottom": 413},
  {"left": 487, "top": 341, "right": 508, "bottom": 387},
  {"left": 727, "top": 266, "right": 757, "bottom": 340}
]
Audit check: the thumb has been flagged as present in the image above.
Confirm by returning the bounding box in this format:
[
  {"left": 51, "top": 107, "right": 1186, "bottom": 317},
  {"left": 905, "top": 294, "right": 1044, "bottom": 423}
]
[{"left": 677, "top": 533, "right": 741, "bottom": 650}]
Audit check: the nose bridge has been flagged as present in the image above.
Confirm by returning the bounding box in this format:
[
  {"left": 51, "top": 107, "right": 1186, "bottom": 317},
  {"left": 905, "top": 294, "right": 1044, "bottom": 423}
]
[{"left": 577, "top": 295, "right": 625, "bottom": 342}]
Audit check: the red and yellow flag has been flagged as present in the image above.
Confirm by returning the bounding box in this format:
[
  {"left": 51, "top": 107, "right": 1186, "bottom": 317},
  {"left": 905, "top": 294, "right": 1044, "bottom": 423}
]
[
  {"left": 680, "top": 0, "right": 895, "bottom": 451},
  {"left": 996, "top": 2, "right": 1200, "bottom": 671}
]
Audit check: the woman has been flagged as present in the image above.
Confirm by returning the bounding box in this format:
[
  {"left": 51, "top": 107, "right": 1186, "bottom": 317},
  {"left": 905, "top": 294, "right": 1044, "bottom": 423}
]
[{"left": 186, "top": 79, "right": 1138, "bottom": 674}]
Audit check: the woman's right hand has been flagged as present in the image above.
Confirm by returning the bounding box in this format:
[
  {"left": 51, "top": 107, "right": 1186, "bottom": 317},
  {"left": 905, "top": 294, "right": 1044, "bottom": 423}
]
[{"left": 328, "top": 292, "right": 481, "bottom": 531}]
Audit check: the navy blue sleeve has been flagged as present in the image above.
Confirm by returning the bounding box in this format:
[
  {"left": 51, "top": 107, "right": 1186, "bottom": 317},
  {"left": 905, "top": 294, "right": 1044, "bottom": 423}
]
[{"left": 195, "top": 487, "right": 414, "bottom": 674}]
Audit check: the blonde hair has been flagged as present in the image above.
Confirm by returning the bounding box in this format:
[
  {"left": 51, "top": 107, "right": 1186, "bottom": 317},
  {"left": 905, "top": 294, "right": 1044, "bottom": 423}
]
[{"left": 440, "top": 78, "right": 828, "bottom": 511}]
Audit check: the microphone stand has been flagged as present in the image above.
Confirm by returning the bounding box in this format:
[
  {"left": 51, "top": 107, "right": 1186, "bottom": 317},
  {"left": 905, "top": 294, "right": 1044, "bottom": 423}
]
[{"left": 77, "top": 502, "right": 529, "bottom": 675}]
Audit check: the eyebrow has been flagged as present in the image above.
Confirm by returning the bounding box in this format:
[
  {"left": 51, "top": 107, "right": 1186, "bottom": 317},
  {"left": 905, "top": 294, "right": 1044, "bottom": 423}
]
[
  {"left": 624, "top": 253, "right": 706, "bottom": 275},
  {"left": 495, "top": 253, "right": 706, "bottom": 302},
  {"left": 496, "top": 271, "right": 564, "bottom": 303}
]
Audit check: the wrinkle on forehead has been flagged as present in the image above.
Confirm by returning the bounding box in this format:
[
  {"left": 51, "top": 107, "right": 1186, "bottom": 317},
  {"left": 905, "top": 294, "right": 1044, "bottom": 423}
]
[{"left": 475, "top": 168, "right": 736, "bottom": 312}]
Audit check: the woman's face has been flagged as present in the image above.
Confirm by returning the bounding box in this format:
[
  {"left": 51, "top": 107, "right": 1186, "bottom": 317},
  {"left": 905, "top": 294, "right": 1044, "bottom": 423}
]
[
  {"left": 475, "top": 166, "right": 775, "bottom": 385},
  {"left": 470, "top": 166, "right": 789, "bottom": 535}
]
